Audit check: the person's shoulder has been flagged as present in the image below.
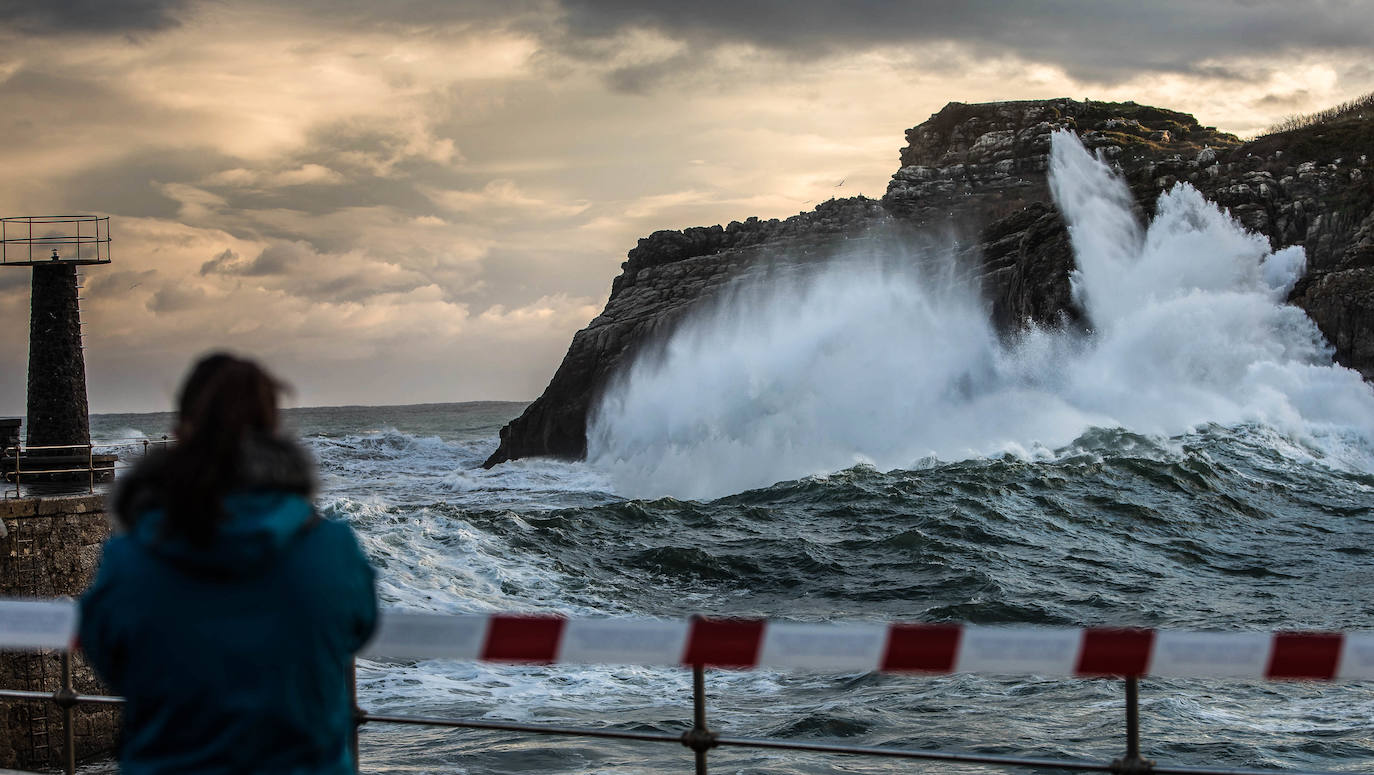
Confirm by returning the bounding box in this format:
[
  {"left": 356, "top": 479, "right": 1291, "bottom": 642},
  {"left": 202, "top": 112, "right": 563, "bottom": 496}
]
[
  {"left": 300, "top": 515, "right": 368, "bottom": 558},
  {"left": 108, "top": 448, "right": 174, "bottom": 527},
  {"left": 85, "top": 532, "right": 148, "bottom": 592},
  {"left": 97, "top": 532, "right": 142, "bottom": 565},
  {"left": 294, "top": 516, "right": 376, "bottom": 593},
  {"left": 237, "top": 433, "right": 316, "bottom": 495}
]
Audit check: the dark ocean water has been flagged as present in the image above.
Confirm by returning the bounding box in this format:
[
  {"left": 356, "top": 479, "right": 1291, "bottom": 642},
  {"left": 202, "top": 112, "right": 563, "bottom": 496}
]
[{"left": 89, "top": 402, "right": 1374, "bottom": 775}]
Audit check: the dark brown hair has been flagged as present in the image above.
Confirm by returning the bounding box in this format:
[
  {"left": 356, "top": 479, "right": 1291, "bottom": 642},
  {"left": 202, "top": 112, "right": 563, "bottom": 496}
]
[{"left": 162, "top": 352, "right": 286, "bottom": 544}]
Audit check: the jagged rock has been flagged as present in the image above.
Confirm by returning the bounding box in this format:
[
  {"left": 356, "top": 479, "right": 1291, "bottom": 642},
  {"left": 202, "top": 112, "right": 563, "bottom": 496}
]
[
  {"left": 1293, "top": 267, "right": 1374, "bottom": 380},
  {"left": 485, "top": 198, "right": 889, "bottom": 464},
  {"left": 485, "top": 98, "right": 1374, "bottom": 467}
]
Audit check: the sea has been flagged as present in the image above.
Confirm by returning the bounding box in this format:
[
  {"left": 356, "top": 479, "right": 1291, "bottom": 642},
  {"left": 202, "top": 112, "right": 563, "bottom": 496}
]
[{"left": 86, "top": 131, "right": 1374, "bottom": 774}]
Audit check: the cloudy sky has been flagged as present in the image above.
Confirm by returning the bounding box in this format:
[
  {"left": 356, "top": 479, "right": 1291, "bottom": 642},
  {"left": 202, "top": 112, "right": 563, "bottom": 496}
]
[{"left": 1, "top": 0, "right": 1370, "bottom": 415}]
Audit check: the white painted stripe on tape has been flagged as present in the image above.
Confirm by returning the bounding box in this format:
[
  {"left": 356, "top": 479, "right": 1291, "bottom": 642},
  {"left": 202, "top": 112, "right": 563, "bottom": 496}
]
[
  {"left": 1150, "top": 631, "right": 1271, "bottom": 678},
  {"left": 759, "top": 622, "right": 888, "bottom": 672},
  {"left": 1336, "top": 634, "right": 1374, "bottom": 680},
  {"left": 362, "top": 612, "right": 489, "bottom": 660},
  {"left": 559, "top": 619, "right": 687, "bottom": 666},
  {"left": 957, "top": 627, "right": 1081, "bottom": 675},
  {"left": 0, "top": 599, "right": 76, "bottom": 650}
]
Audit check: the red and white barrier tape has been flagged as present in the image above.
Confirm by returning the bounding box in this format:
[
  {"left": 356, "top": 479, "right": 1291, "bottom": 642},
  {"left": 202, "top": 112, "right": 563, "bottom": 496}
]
[{"left": 4, "top": 600, "right": 1369, "bottom": 680}]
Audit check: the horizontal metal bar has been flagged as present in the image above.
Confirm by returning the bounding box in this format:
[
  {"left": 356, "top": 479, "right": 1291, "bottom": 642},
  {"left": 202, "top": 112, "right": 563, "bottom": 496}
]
[
  {"left": 358, "top": 712, "right": 1346, "bottom": 775},
  {"left": 0, "top": 236, "right": 109, "bottom": 243},
  {"left": 716, "top": 735, "right": 1111, "bottom": 770},
  {"left": 713, "top": 736, "right": 1343, "bottom": 775},
  {"left": 0, "top": 692, "right": 1352, "bottom": 775},
  {"left": 362, "top": 712, "right": 686, "bottom": 744},
  {"left": 5, "top": 467, "right": 112, "bottom": 476},
  {"left": 4, "top": 439, "right": 171, "bottom": 453},
  {"left": 0, "top": 215, "right": 109, "bottom": 222},
  {"left": 0, "top": 689, "right": 122, "bottom": 705}
]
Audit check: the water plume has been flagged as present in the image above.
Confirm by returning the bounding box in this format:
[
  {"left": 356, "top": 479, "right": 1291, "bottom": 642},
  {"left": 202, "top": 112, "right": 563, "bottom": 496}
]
[{"left": 589, "top": 132, "right": 1374, "bottom": 499}]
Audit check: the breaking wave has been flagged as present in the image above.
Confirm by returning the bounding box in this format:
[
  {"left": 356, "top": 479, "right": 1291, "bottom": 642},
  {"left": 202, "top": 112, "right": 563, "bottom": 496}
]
[{"left": 588, "top": 132, "right": 1374, "bottom": 499}]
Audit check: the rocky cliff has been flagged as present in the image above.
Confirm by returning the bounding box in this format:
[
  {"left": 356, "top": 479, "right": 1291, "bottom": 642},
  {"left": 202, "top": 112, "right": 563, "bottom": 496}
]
[{"left": 484, "top": 98, "right": 1374, "bottom": 467}]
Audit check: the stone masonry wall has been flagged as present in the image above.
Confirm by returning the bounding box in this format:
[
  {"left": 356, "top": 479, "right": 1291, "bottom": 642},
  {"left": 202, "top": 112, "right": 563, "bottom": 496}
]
[
  {"left": 27, "top": 263, "right": 91, "bottom": 450},
  {"left": 0, "top": 495, "right": 117, "bottom": 770}
]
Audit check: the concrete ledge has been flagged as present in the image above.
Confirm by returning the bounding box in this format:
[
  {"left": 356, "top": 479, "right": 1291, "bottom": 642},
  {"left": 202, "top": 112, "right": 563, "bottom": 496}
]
[{"left": 0, "top": 495, "right": 104, "bottom": 520}]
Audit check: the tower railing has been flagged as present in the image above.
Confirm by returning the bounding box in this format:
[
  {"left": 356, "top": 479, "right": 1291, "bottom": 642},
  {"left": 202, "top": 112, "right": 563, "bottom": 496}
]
[{"left": 0, "top": 215, "right": 111, "bottom": 265}]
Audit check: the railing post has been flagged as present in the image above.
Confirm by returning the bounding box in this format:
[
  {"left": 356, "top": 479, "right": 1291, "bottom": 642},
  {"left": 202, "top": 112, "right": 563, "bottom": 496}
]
[
  {"left": 680, "top": 665, "right": 718, "bottom": 775},
  {"left": 1111, "top": 676, "right": 1152, "bottom": 774},
  {"left": 87, "top": 444, "right": 94, "bottom": 493},
  {"left": 349, "top": 658, "right": 363, "bottom": 774},
  {"left": 56, "top": 651, "right": 77, "bottom": 775}
]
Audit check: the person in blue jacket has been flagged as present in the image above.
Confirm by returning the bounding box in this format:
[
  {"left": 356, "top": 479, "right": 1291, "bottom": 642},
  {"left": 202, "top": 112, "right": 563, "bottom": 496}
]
[{"left": 79, "top": 352, "right": 378, "bottom": 774}]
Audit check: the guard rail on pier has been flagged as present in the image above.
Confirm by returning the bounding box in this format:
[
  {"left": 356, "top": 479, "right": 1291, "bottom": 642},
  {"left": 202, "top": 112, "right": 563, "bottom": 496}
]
[
  {"left": 0, "top": 601, "right": 1366, "bottom": 775},
  {"left": 3, "top": 438, "right": 169, "bottom": 498}
]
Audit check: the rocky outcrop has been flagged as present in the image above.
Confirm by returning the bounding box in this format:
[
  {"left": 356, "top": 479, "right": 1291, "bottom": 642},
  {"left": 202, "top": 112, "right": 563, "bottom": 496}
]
[
  {"left": 884, "top": 99, "right": 1236, "bottom": 230},
  {"left": 485, "top": 98, "right": 1374, "bottom": 466},
  {"left": 486, "top": 197, "right": 889, "bottom": 464}
]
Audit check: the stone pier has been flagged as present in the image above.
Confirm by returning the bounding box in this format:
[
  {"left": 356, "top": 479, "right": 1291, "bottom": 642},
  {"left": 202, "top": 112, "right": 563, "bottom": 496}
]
[{"left": 0, "top": 495, "right": 117, "bottom": 770}]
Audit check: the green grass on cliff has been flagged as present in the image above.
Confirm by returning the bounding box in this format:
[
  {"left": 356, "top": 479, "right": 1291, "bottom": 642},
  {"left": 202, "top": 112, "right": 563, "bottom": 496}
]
[
  {"left": 1261, "top": 92, "right": 1374, "bottom": 137},
  {"left": 1245, "top": 109, "right": 1374, "bottom": 164},
  {"left": 1244, "top": 92, "right": 1374, "bottom": 163}
]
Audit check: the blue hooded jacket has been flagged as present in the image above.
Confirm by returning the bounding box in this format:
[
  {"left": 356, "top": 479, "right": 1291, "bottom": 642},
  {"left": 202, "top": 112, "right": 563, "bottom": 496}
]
[{"left": 79, "top": 437, "right": 377, "bottom": 775}]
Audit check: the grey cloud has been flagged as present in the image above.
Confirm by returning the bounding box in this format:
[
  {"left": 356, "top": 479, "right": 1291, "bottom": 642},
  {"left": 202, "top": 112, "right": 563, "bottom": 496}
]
[
  {"left": 242, "top": 245, "right": 291, "bottom": 276},
  {"left": 199, "top": 249, "right": 240, "bottom": 276},
  {"left": 0, "top": 270, "right": 30, "bottom": 292},
  {"left": 54, "top": 149, "right": 236, "bottom": 221},
  {"left": 555, "top": 0, "right": 1374, "bottom": 85},
  {"left": 311, "top": 273, "right": 405, "bottom": 303},
  {"left": 147, "top": 282, "right": 206, "bottom": 313},
  {"left": 199, "top": 240, "right": 434, "bottom": 302},
  {"left": 281, "top": 0, "right": 554, "bottom": 30},
  {"left": 455, "top": 245, "right": 612, "bottom": 310},
  {"left": 85, "top": 268, "right": 157, "bottom": 296},
  {"left": 603, "top": 52, "right": 703, "bottom": 95},
  {"left": 1256, "top": 91, "right": 1314, "bottom": 109},
  {"left": 212, "top": 175, "right": 438, "bottom": 224},
  {"left": 200, "top": 245, "right": 289, "bottom": 277},
  {"left": 0, "top": 0, "right": 192, "bottom": 35}
]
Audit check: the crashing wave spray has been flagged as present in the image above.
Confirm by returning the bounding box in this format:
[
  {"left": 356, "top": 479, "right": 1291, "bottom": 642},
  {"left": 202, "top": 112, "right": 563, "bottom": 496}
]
[{"left": 588, "top": 132, "right": 1374, "bottom": 499}]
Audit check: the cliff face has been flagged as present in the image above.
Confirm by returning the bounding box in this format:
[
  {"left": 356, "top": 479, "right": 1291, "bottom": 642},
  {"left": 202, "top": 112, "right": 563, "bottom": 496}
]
[
  {"left": 484, "top": 98, "right": 1374, "bottom": 467},
  {"left": 485, "top": 197, "right": 890, "bottom": 464}
]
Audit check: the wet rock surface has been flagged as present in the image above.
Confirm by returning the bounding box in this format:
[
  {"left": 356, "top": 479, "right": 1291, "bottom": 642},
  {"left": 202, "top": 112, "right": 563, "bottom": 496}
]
[{"left": 486, "top": 98, "right": 1374, "bottom": 466}]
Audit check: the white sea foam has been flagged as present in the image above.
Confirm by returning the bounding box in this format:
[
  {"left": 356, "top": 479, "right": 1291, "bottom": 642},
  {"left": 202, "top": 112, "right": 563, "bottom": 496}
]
[
  {"left": 588, "top": 131, "right": 1374, "bottom": 499},
  {"left": 306, "top": 428, "right": 616, "bottom": 512}
]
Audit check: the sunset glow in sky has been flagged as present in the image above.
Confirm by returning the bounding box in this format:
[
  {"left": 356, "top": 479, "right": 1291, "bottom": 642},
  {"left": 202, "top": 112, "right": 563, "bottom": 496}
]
[{"left": 2, "top": 0, "right": 1371, "bottom": 414}]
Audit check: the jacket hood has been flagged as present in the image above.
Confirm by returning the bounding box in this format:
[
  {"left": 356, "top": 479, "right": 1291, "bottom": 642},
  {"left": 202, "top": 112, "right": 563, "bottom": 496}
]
[
  {"left": 113, "top": 433, "right": 319, "bottom": 578},
  {"left": 131, "top": 493, "right": 316, "bottom": 578}
]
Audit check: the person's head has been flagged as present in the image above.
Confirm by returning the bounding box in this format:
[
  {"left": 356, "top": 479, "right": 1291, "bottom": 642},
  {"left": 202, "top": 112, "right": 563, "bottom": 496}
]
[
  {"left": 175, "top": 352, "right": 283, "bottom": 443},
  {"left": 160, "top": 352, "right": 291, "bottom": 543}
]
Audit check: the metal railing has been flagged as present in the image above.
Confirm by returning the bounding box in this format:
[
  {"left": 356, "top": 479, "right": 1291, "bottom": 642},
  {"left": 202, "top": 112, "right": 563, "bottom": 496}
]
[
  {"left": 0, "top": 656, "right": 1358, "bottom": 775},
  {"left": 0, "top": 215, "right": 111, "bottom": 265},
  {"left": 3, "top": 438, "right": 169, "bottom": 498}
]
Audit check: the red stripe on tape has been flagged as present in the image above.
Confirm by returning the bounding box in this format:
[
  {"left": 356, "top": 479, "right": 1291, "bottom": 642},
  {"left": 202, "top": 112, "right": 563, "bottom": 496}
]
[
  {"left": 1076, "top": 628, "right": 1155, "bottom": 677},
  {"left": 682, "top": 618, "right": 765, "bottom": 668},
  {"left": 880, "top": 624, "right": 962, "bottom": 673},
  {"left": 482, "top": 615, "right": 566, "bottom": 663},
  {"left": 1266, "top": 632, "right": 1343, "bottom": 680}
]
